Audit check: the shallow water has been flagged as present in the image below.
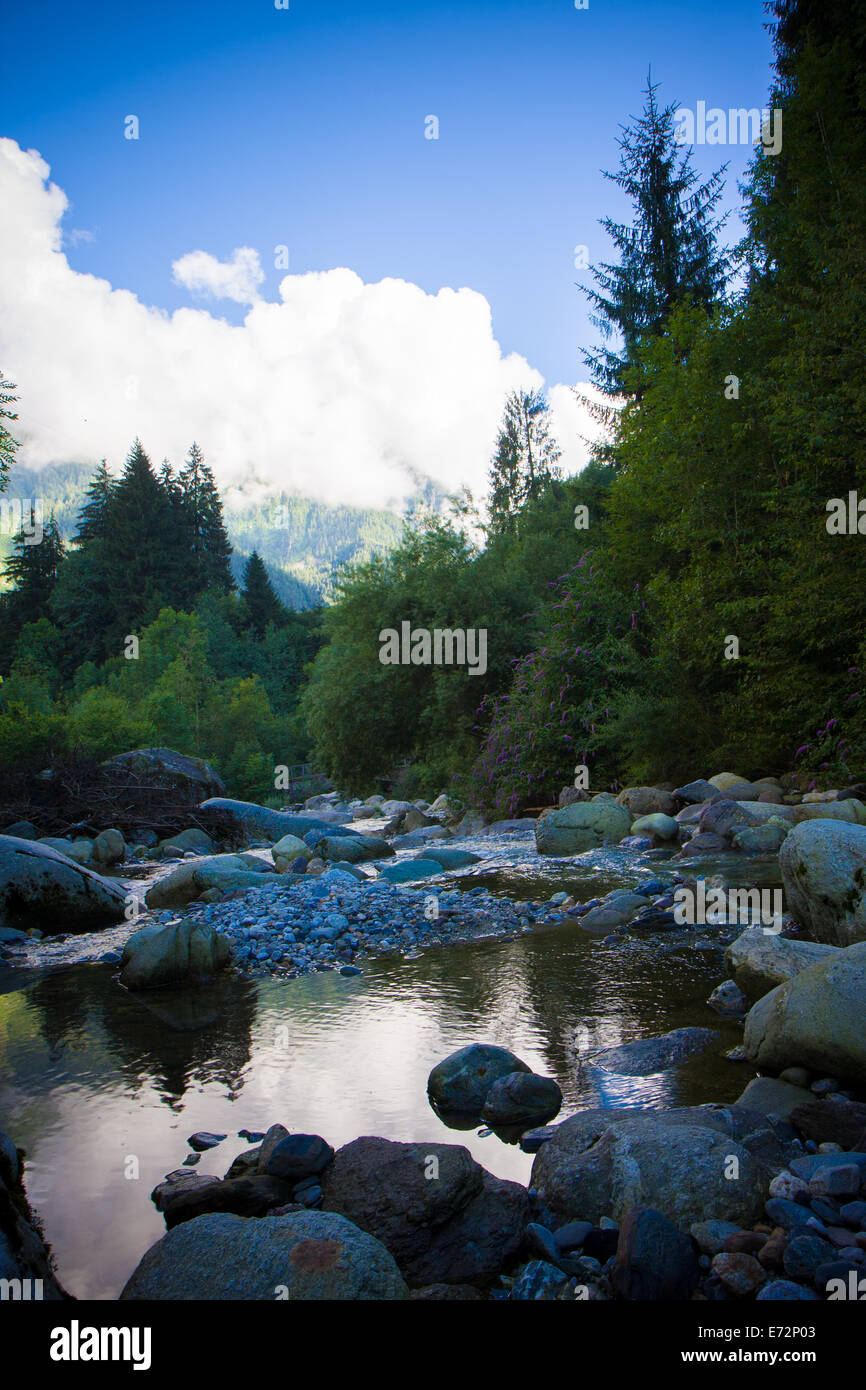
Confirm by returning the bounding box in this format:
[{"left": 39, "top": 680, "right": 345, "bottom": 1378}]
[{"left": 0, "top": 910, "right": 754, "bottom": 1299}]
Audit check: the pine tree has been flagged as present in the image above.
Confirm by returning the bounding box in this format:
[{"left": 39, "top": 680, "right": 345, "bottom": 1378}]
[
  {"left": 179, "top": 442, "right": 234, "bottom": 597},
  {"left": 582, "top": 78, "right": 730, "bottom": 396},
  {"left": 99, "top": 439, "right": 183, "bottom": 650},
  {"left": 240, "top": 550, "right": 284, "bottom": 635},
  {"left": 487, "top": 389, "right": 561, "bottom": 534},
  {"left": 74, "top": 459, "right": 115, "bottom": 543},
  {"left": 0, "top": 371, "right": 19, "bottom": 491}
]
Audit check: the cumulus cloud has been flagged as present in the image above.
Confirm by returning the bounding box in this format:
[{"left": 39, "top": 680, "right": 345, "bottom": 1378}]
[
  {"left": 172, "top": 246, "right": 265, "bottom": 305},
  {"left": 0, "top": 138, "right": 606, "bottom": 511}
]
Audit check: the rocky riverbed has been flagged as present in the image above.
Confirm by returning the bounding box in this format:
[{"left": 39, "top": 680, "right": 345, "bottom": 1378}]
[{"left": 3, "top": 759, "right": 866, "bottom": 1300}]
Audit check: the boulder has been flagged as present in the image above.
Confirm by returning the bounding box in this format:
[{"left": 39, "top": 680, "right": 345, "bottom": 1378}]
[
  {"left": 119, "top": 919, "right": 232, "bottom": 990},
  {"left": 198, "top": 798, "right": 359, "bottom": 845},
  {"left": 427, "top": 1043, "right": 530, "bottom": 1116},
  {"left": 616, "top": 787, "right": 676, "bottom": 818},
  {"left": 725, "top": 930, "right": 839, "bottom": 1001},
  {"left": 535, "top": 801, "right": 632, "bottom": 856},
  {"left": 571, "top": 892, "right": 648, "bottom": 935},
  {"left": 629, "top": 813, "right": 679, "bottom": 841},
  {"left": 1, "top": 820, "right": 37, "bottom": 840},
  {"left": 318, "top": 834, "right": 393, "bottom": 864},
  {"left": 92, "top": 828, "right": 126, "bottom": 865},
  {"left": 789, "top": 1098, "right": 866, "bottom": 1150},
  {"left": 319, "top": 1136, "right": 527, "bottom": 1286},
  {"left": 743, "top": 941, "right": 866, "bottom": 1082},
  {"left": 792, "top": 799, "right": 866, "bottom": 827},
  {"left": 262, "top": 1134, "right": 334, "bottom": 1182},
  {"left": 162, "top": 1174, "right": 296, "bottom": 1228},
  {"left": 672, "top": 780, "right": 718, "bottom": 804},
  {"left": 144, "top": 855, "right": 272, "bottom": 909},
  {"left": 732, "top": 820, "right": 791, "bottom": 853},
  {"left": 612, "top": 1206, "right": 700, "bottom": 1300},
  {"left": 0, "top": 834, "right": 128, "bottom": 933},
  {"left": 709, "top": 772, "right": 749, "bottom": 792},
  {"left": 779, "top": 820, "right": 866, "bottom": 946},
  {"left": 699, "top": 799, "right": 759, "bottom": 840},
  {"left": 271, "top": 834, "right": 314, "bottom": 870},
  {"left": 106, "top": 747, "right": 225, "bottom": 798},
  {"left": 679, "top": 832, "right": 728, "bottom": 856},
  {"left": 734, "top": 1076, "right": 814, "bottom": 1118},
  {"left": 480, "top": 1071, "right": 562, "bottom": 1126},
  {"left": 157, "top": 827, "right": 214, "bottom": 856},
  {"left": 531, "top": 1110, "right": 767, "bottom": 1229},
  {"left": 120, "top": 1210, "right": 408, "bottom": 1300},
  {"left": 589, "top": 1027, "right": 721, "bottom": 1076},
  {"left": 412, "top": 847, "right": 479, "bottom": 870}
]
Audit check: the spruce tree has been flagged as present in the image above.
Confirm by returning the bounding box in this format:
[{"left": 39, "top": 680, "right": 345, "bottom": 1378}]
[
  {"left": 582, "top": 78, "right": 730, "bottom": 395},
  {"left": 99, "top": 439, "right": 181, "bottom": 650},
  {"left": 240, "top": 550, "right": 284, "bottom": 635},
  {"left": 74, "top": 459, "right": 115, "bottom": 543},
  {"left": 487, "top": 389, "right": 561, "bottom": 534},
  {"left": 179, "top": 442, "right": 234, "bottom": 597}
]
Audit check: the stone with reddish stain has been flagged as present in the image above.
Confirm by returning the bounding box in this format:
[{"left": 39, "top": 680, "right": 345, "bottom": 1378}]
[
  {"left": 119, "top": 1210, "right": 408, "bottom": 1300},
  {"left": 711, "top": 1251, "right": 768, "bottom": 1296}
]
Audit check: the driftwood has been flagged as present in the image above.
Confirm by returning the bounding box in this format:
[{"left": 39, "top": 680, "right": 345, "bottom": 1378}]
[{"left": 0, "top": 756, "right": 215, "bottom": 841}]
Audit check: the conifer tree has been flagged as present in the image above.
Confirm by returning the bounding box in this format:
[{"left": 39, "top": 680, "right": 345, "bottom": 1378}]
[
  {"left": 179, "top": 442, "right": 234, "bottom": 597},
  {"left": 74, "top": 459, "right": 115, "bottom": 543},
  {"left": 582, "top": 78, "right": 730, "bottom": 395},
  {"left": 240, "top": 550, "right": 284, "bottom": 635},
  {"left": 487, "top": 389, "right": 561, "bottom": 534},
  {"left": 0, "top": 514, "right": 65, "bottom": 660}
]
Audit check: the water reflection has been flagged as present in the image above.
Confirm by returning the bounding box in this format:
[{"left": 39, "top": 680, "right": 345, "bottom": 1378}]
[{"left": 0, "top": 917, "right": 751, "bottom": 1300}]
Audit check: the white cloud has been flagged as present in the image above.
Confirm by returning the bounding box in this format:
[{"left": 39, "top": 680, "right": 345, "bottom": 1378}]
[
  {"left": 0, "top": 138, "right": 605, "bottom": 511},
  {"left": 172, "top": 246, "right": 265, "bottom": 305}
]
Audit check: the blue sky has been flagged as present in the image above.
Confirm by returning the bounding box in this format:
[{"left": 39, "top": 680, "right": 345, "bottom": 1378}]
[{"left": 4, "top": 0, "right": 776, "bottom": 387}]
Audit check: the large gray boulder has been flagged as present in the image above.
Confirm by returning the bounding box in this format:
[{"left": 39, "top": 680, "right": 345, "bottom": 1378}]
[
  {"left": 106, "top": 747, "right": 225, "bottom": 798},
  {"left": 725, "top": 929, "right": 839, "bottom": 1001},
  {"left": 119, "top": 919, "right": 232, "bottom": 990},
  {"left": 119, "top": 1210, "right": 408, "bottom": 1299},
  {"left": 531, "top": 1109, "right": 767, "bottom": 1229},
  {"left": 535, "top": 801, "right": 632, "bottom": 855},
  {"left": 0, "top": 834, "right": 127, "bottom": 933},
  {"left": 779, "top": 819, "right": 866, "bottom": 945},
  {"left": 743, "top": 941, "right": 866, "bottom": 1083},
  {"left": 198, "top": 798, "right": 358, "bottom": 845},
  {"left": 792, "top": 798, "right": 866, "bottom": 827}
]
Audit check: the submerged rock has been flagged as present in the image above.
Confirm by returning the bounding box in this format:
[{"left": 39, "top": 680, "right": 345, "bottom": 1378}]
[
  {"left": 427, "top": 1044, "right": 531, "bottom": 1115},
  {"left": 589, "top": 1027, "right": 721, "bottom": 1076}
]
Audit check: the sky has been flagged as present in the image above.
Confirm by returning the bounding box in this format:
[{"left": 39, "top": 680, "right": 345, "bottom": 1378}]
[{"left": 0, "top": 0, "right": 777, "bottom": 509}]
